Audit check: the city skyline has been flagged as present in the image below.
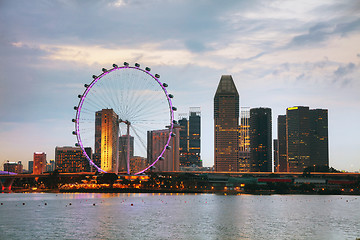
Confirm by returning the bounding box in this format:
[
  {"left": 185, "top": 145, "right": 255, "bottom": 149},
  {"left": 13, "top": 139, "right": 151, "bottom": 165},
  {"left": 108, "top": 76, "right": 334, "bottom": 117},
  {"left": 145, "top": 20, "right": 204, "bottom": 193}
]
[{"left": 0, "top": 1, "right": 359, "bottom": 171}]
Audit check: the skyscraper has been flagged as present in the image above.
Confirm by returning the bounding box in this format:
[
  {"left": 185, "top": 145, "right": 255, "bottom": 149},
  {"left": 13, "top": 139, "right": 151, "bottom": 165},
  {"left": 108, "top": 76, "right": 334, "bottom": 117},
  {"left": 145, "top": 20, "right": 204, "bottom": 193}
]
[
  {"left": 277, "top": 115, "right": 288, "bottom": 172},
  {"left": 95, "top": 109, "right": 119, "bottom": 173},
  {"left": 286, "top": 106, "right": 329, "bottom": 172},
  {"left": 33, "top": 152, "right": 46, "bottom": 174},
  {"left": 250, "top": 107, "right": 272, "bottom": 172},
  {"left": 310, "top": 109, "right": 329, "bottom": 168},
  {"left": 118, "top": 135, "right": 134, "bottom": 173},
  {"left": 147, "top": 125, "right": 180, "bottom": 172},
  {"left": 286, "top": 106, "right": 311, "bottom": 172},
  {"left": 188, "top": 108, "right": 201, "bottom": 166},
  {"left": 214, "top": 75, "right": 239, "bottom": 172},
  {"left": 178, "top": 108, "right": 201, "bottom": 167},
  {"left": 238, "top": 108, "right": 251, "bottom": 172}
]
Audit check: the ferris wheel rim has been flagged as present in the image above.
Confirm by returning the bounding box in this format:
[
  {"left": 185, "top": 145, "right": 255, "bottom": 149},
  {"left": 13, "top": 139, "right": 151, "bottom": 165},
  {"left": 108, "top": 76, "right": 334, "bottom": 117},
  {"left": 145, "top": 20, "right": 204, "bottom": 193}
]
[{"left": 74, "top": 64, "right": 175, "bottom": 174}]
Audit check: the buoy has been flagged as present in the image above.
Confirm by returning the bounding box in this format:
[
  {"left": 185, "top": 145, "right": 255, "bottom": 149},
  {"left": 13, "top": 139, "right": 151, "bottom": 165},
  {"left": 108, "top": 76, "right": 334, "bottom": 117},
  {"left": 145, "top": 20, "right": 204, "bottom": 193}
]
[
  {"left": 69, "top": 203, "right": 72, "bottom": 205},
  {"left": 131, "top": 203, "right": 133, "bottom": 206},
  {"left": 22, "top": 203, "right": 25, "bottom": 205},
  {"left": 93, "top": 203, "right": 96, "bottom": 206},
  {"left": 45, "top": 203, "right": 47, "bottom": 205}
]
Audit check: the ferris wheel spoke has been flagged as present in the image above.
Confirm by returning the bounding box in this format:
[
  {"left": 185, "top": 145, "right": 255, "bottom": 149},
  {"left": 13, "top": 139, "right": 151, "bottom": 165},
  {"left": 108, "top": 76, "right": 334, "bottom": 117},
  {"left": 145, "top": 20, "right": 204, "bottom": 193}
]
[{"left": 74, "top": 64, "right": 174, "bottom": 174}]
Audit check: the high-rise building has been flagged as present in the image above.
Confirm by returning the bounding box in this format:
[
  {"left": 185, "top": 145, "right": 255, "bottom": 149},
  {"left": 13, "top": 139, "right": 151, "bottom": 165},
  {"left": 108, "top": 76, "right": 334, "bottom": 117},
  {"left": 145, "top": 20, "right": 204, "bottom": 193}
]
[
  {"left": 178, "top": 113, "right": 189, "bottom": 166},
  {"left": 286, "top": 106, "right": 311, "bottom": 172},
  {"left": 310, "top": 109, "right": 329, "bottom": 168},
  {"left": 55, "top": 146, "right": 91, "bottom": 173},
  {"left": 188, "top": 108, "right": 201, "bottom": 166},
  {"left": 273, "top": 139, "right": 279, "bottom": 172},
  {"left": 286, "top": 106, "right": 329, "bottom": 172},
  {"left": 178, "top": 108, "right": 201, "bottom": 168},
  {"left": 250, "top": 108, "right": 272, "bottom": 172},
  {"left": 33, "top": 152, "right": 46, "bottom": 174},
  {"left": 28, "top": 161, "right": 33, "bottom": 173},
  {"left": 147, "top": 125, "right": 180, "bottom": 172},
  {"left": 95, "top": 109, "right": 119, "bottom": 173},
  {"left": 238, "top": 108, "right": 251, "bottom": 172},
  {"left": 277, "top": 115, "right": 287, "bottom": 172},
  {"left": 118, "top": 135, "right": 134, "bottom": 173},
  {"left": 3, "top": 161, "right": 23, "bottom": 174},
  {"left": 214, "top": 75, "right": 239, "bottom": 172}
]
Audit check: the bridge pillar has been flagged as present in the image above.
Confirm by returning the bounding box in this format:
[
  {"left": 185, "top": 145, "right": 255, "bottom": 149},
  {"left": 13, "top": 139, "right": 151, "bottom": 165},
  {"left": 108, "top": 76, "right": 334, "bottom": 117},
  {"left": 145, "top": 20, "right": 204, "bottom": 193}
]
[{"left": 0, "top": 178, "right": 15, "bottom": 192}]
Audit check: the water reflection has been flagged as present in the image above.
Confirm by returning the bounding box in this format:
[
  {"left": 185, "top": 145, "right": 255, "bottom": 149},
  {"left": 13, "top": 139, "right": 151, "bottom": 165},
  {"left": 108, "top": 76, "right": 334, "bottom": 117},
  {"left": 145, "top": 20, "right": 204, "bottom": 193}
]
[{"left": 0, "top": 193, "right": 359, "bottom": 239}]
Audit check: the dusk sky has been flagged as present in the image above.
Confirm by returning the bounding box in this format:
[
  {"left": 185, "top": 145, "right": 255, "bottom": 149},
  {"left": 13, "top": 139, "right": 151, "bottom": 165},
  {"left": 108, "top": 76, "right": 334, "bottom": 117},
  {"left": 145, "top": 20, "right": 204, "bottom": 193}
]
[{"left": 0, "top": 0, "right": 359, "bottom": 171}]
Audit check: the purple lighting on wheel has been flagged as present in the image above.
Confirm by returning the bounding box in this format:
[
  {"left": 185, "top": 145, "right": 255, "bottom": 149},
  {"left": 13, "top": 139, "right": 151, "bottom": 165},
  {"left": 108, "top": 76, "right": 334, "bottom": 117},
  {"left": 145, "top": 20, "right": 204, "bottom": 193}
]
[{"left": 74, "top": 64, "right": 174, "bottom": 175}]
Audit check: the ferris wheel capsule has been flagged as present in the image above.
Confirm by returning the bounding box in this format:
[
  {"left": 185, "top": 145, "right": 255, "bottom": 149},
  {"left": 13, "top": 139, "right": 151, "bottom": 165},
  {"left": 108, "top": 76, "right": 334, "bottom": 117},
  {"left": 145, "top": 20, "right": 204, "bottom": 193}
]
[
  {"left": 102, "top": 68, "right": 107, "bottom": 72},
  {"left": 135, "top": 63, "right": 140, "bottom": 67},
  {"left": 168, "top": 94, "right": 174, "bottom": 98},
  {"left": 163, "top": 83, "right": 168, "bottom": 87},
  {"left": 92, "top": 75, "right": 97, "bottom": 79},
  {"left": 155, "top": 74, "right": 160, "bottom": 78},
  {"left": 124, "top": 62, "right": 129, "bottom": 66},
  {"left": 145, "top": 67, "right": 151, "bottom": 71},
  {"left": 112, "top": 64, "right": 118, "bottom": 68}
]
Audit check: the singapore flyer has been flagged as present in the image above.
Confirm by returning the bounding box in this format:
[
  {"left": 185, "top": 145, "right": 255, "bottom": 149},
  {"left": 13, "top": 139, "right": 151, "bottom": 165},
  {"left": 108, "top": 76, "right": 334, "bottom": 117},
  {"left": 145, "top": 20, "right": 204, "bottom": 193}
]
[{"left": 73, "top": 62, "right": 176, "bottom": 175}]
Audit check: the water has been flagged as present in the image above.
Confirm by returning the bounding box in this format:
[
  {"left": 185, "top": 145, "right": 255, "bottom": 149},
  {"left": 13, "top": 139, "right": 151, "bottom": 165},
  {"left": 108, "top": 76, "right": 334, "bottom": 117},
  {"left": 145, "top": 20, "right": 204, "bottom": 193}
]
[{"left": 0, "top": 193, "right": 359, "bottom": 240}]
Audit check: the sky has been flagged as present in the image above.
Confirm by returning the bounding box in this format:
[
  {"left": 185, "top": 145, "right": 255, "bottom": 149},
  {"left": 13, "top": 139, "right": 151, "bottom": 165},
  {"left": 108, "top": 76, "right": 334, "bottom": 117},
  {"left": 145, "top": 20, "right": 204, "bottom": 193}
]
[{"left": 0, "top": 0, "right": 359, "bottom": 172}]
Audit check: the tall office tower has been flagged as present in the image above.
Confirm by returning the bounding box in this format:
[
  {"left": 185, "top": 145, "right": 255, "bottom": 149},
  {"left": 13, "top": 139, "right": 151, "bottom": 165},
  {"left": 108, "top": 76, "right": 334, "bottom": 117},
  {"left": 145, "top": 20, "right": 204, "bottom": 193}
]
[
  {"left": 238, "top": 108, "right": 251, "bottom": 172},
  {"left": 33, "top": 152, "right": 46, "bottom": 174},
  {"left": 147, "top": 125, "right": 180, "bottom": 172},
  {"left": 286, "top": 106, "right": 311, "bottom": 172},
  {"left": 55, "top": 146, "right": 91, "bottom": 173},
  {"left": 178, "top": 113, "right": 189, "bottom": 166},
  {"left": 309, "top": 109, "right": 329, "bottom": 168},
  {"left": 277, "top": 115, "right": 287, "bottom": 172},
  {"left": 179, "top": 108, "right": 201, "bottom": 168},
  {"left": 250, "top": 108, "right": 272, "bottom": 172},
  {"left": 95, "top": 109, "right": 119, "bottom": 173},
  {"left": 273, "top": 139, "right": 279, "bottom": 172},
  {"left": 188, "top": 108, "right": 201, "bottom": 167},
  {"left": 118, "top": 135, "right": 134, "bottom": 173},
  {"left": 214, "top": 75, "right": 239, "bottom": 172},
  {"left": 286, "top": 107, "right": 329, "bottom": 172}
]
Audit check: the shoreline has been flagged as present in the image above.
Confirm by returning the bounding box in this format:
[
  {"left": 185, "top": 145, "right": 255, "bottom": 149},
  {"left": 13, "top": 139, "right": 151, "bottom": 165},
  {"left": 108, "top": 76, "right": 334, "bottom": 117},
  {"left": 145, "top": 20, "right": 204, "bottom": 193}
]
[{"left": 5, "top": 188, "right": 359, "bottom": 195}]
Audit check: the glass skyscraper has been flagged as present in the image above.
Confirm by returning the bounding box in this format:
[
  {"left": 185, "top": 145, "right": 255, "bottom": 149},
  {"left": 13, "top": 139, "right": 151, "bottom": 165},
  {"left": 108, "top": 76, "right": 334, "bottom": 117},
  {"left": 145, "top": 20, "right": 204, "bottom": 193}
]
[
  {"left": 214, "top": 75, "right": 239, "bottom": 172},
  {"left": 249, "top": 107, "right": 272, "bottom": 172}
]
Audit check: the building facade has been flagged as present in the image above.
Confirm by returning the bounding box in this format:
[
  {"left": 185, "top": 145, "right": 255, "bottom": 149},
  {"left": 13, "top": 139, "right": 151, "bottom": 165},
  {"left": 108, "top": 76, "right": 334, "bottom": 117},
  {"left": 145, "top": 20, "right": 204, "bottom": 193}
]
[
  {"left": 3, "top": 161, "right": 23, "bottom": 174},
  {"left": 276, "top": 115, "right": 288, "bottom": 172},
  {"left": 147, "top": 125, "right": 180, "bottom": 172},
  {"left": 214, "top": 75, "right": 239, "bottom": 172},
  {"left": 118, "top": 135, "right": 134, "bottom": 173},
  {"left": 238, "top": 108, "right": 251, "bottom": 172},
  {"left": 250, "top": 108, "right": 272, "bottom": 172},
  {"left": 95, "top": 109, "right": 119, "bottom": 173},
  {"left": 33, "top": 152, "right": 46, "bottom": 174},
  {"left": 178, "top": 108, "right": 201, "bottom": 168},
  {"left": 286, "top": 106, "right": 329, "bottom": 172},
  {"left": 55, "top": 146, "right": 91, "bottom": 173}
]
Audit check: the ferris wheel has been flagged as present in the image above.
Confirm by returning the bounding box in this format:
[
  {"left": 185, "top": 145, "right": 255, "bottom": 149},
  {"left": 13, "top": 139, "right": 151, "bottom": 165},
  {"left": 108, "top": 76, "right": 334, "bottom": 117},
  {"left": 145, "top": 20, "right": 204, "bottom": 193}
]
[{"left": 72, "top": 62, "right": 176, "bottom": 175}]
